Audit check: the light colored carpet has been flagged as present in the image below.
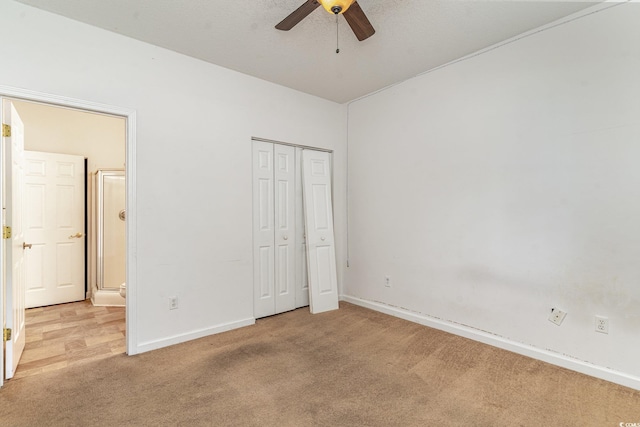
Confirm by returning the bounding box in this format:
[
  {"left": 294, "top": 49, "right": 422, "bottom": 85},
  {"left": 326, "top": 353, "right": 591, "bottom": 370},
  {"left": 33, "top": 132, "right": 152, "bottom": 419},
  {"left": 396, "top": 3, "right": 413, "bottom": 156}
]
[{"left": 1, "top": 302, "right": 638, "bottom": 426}]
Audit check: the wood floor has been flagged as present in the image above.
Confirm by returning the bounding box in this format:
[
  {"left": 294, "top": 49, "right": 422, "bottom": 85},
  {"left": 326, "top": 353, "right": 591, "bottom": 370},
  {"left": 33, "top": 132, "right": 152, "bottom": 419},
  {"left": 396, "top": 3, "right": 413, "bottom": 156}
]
[{"left": 13, "top": 299, "right": 125, "bottom": 380}]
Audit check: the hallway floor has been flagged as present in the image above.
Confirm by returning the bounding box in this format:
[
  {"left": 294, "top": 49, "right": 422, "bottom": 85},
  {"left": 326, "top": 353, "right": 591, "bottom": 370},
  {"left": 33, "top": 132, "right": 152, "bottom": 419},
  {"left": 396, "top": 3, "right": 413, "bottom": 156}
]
[{"left": 13, "top": 299, "right": 125, "bottom": 380}]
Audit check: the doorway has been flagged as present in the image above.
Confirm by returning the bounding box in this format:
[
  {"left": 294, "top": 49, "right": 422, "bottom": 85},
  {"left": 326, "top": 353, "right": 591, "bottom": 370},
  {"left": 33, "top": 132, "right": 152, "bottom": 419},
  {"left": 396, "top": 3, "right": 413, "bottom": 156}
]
[{"left": 0, "top": 88, "right": 136, "bottom": 387}]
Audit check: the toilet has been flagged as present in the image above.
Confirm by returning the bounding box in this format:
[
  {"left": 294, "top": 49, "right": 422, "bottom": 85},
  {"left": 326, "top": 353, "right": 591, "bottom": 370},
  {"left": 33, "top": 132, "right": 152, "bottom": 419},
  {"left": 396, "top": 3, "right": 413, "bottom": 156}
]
[{"left": 119, "top": 282, "right": 126, "bottom": 298}]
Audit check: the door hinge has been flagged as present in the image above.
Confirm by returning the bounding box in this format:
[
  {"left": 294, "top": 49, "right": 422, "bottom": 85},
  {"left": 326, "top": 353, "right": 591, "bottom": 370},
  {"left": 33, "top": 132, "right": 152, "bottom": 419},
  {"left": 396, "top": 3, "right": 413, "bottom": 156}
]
[
  {"left": 2, "top": 225, "right": 11, "bottom": 239},
  {"left": 3, "top": 328, "right": 11, "bottom": 342},
  {"left": 2, "top": 123, "right": 10, "bottom": 137}
]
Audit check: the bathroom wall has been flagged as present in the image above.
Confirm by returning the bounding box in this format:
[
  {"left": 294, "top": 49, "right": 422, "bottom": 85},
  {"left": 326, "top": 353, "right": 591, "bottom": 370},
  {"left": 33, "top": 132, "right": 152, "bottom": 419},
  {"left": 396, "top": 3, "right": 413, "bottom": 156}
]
[{"left": 0, "top": 0, "right": 347, "bottom": 353}]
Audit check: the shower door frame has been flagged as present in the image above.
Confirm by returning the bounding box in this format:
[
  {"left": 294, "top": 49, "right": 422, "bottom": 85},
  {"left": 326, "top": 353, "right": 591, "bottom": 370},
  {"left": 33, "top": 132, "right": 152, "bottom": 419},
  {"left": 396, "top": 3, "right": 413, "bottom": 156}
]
[{"left": 95, "top": 169, "right": 126, "bottom": 292}]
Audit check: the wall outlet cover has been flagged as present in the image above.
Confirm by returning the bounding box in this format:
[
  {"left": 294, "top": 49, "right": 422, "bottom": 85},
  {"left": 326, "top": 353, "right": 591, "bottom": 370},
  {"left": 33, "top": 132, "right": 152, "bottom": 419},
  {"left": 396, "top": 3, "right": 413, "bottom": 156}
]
[
  {"left": 548, "top": 308, "right": 567, "bottom": 326},
  {"left": 595, "top": 315, "right": 609, "bottom": 334}
]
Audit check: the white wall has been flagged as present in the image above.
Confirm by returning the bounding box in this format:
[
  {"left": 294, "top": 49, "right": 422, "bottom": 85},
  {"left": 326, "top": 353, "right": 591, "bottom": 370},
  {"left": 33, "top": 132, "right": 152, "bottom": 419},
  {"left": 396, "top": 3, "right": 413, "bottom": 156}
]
[
  {"left": 0, "top": 0, "right": 347, "bottom": 352},
  {"left": 345, "top": 2, "right": 640, "bottom": 388}
]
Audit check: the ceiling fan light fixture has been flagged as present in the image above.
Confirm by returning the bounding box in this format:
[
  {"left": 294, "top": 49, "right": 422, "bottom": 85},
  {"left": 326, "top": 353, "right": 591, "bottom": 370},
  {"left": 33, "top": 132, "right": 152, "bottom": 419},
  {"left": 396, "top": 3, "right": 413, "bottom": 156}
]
[
  {"left": 276, "top": 0, "right": 375, "bottom": 42},
  {"left": 318, "top": 0, "right": 355, "bottom": 15}
]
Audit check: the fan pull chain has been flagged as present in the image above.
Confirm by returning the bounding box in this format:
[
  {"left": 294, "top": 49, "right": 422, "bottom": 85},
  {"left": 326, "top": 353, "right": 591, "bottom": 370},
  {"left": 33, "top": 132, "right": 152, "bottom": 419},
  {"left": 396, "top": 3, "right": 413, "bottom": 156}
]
[{"left": 336, "top": 15, "right": 340, "bottom": 54}]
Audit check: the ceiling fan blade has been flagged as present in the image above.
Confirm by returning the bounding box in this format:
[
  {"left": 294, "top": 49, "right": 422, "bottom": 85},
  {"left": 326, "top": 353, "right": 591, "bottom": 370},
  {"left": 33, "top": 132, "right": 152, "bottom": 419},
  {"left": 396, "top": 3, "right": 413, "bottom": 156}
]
[
  {"left": 275, "top": 0, "right": 321, "bottom": 31},
  {"left": 343, "top": 1, "right": 375, "bottom": 41}
]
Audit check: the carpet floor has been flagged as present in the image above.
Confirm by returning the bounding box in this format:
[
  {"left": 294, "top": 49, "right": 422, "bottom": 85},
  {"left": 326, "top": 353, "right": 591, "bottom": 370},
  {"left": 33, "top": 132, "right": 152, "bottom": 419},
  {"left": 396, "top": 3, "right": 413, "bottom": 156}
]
[{"left": 1, "top": 302, "right": 638, "bottom": 426}]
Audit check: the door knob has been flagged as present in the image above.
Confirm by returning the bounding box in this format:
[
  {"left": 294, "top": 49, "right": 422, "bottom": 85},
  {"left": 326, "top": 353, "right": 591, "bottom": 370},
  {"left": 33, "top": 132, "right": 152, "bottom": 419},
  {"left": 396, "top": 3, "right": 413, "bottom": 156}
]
[
  {"left": 283, "top": 236, "right": 288, "bottom": 240},
  {"left": 69, "top": 232, "right": 84, "bottom": 239},
  {"left": 23, "top": 242, "right": 32, "bottom": 250},
  {"left": 321, "top": 236, "right": 326, "bottom": 241}
]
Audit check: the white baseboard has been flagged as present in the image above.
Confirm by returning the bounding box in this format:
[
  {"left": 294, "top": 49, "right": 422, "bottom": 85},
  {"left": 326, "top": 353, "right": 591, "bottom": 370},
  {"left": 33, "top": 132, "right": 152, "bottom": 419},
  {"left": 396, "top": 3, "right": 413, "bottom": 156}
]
[
  {"left": 91, "top": 289, "right": 125, "bottom": 307},
  {"left": 341, "top": 295, "right": 640, "bottom": 391},
  {"left": 134, "top": 318, "right": 255, "bottom": 354}
]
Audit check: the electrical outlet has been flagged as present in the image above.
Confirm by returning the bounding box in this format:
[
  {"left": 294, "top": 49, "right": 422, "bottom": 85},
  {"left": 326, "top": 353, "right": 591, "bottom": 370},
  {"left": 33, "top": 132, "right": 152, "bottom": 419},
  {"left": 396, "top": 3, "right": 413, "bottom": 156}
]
[
  {"left": 548, "top": 308, "right": 566, "bottom": 326},
  {"left": 169, "top": 297, "right": 178, "bottom": 310},
  {"left": 595, "top": 315, "right": 609, "bottom": 334},
  {"left": 384, "top": 275, "right": 391, "bottom": 288}
]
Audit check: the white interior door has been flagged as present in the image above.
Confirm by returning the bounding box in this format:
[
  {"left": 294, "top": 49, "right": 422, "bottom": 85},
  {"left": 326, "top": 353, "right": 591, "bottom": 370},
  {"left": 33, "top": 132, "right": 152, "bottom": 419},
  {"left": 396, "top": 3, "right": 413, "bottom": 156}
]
[
  {"left": 0, "top": 104, "right": 4, "bottom": 387},
  {"left": 24, "top": 150, "right": 85, "bottom": 308},
  {"left": 295, "top": 147, "right": 309, "bottom": 308},
  {"left": 2, "top": 100, "right": 27, "bottom": 380},
  {"left": 253, "top": 141, "right": 275, "bottom": 318},
  {"left": 274, "top": 144, "right": 295, "bottom": 313},
  {"left": 301, "top": 149, "right": 339, "bottom": 314},
  {"left": 253, "top": 141, "right": 300, "bottom": 318}
]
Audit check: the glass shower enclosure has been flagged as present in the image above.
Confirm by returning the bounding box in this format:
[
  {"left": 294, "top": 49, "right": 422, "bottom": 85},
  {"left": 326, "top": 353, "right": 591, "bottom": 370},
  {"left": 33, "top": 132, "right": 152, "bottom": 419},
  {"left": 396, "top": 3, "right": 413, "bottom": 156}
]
[{"left": 92, "top": 169, "right": 125, "bottom": 305}]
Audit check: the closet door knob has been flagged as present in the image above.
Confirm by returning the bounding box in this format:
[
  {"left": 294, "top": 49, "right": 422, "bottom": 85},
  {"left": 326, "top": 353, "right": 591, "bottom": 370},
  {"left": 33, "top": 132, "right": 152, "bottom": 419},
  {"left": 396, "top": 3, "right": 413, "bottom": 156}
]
[
  {"left": 283, "top": 236, "right": 288, "bottom": 240},
  {"left": 321, "top": 236, "right": 325, "bottom": 241}
]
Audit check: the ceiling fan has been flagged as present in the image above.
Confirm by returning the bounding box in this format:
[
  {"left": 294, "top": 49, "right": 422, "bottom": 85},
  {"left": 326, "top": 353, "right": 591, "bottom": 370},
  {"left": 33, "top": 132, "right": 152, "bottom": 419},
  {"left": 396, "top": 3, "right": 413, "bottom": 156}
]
[{"left": 276, "top": 0, "right": 375, "bottom": 42}]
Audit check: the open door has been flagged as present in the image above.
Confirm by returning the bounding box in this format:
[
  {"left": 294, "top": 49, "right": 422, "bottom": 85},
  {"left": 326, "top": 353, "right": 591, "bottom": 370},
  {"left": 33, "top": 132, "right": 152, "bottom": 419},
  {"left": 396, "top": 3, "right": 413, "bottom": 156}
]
[
  {"left": 0, "top": 102, "right": 4, "bottom": 387},
  {"left": 2, "top": 99, "right": 27, "bottom": 381},
  {"left": 301, "top": 149, "right": 339, "bottom": 314}
]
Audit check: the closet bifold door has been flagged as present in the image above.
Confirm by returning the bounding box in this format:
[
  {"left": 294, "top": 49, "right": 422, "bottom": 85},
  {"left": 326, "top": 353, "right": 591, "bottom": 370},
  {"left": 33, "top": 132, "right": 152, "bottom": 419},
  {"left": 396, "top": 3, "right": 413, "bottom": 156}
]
[
  {"left": 253, "top": 141, "right": 275, "bottom": 318},
  {"left": 301, "top": 149, "right": 339, "bottom": 314},
  {"left": 252, "top": 141, "right": 296, "bottom": 318},
  {"left": 273, "top": 144, "right": 296, "bottom": 314},
  {"left": 294, "top": 147, "right": 309, "bottom": 309}
]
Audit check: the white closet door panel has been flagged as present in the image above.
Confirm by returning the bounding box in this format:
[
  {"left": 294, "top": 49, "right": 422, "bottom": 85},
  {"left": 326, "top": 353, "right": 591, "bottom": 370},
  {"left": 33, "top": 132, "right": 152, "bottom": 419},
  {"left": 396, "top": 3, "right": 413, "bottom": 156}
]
[
  {"left": 274, "top": 144, "right": 296, "bottom": 313},
  {"left": 258, "top": 246, "right": 273, "bottom": 297},
  {"left": 252, "top": 141, "right": 275, "bottom": 318},
  {"left": 294, "top": 147, "right": 309, "bottom": 308},
  {"left": 302, "top": 150, "right": 338, "bottom": 314}
]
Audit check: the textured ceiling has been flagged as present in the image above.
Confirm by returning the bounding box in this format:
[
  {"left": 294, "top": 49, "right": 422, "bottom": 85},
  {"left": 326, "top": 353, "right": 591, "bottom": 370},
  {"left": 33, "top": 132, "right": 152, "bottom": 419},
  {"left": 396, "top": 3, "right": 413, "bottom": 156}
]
[{"left": 15, "top": 0, "right": 601, "bottom": 103}]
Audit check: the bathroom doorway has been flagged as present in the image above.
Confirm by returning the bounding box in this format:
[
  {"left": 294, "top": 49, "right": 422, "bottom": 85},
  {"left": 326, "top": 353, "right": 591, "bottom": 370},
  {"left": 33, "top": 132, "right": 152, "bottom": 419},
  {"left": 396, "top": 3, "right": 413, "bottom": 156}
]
[{"left": 0, "top": 91, "right": 134, "bottom": 384}]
